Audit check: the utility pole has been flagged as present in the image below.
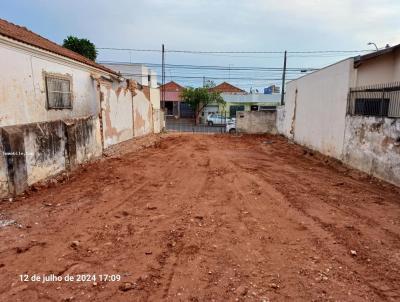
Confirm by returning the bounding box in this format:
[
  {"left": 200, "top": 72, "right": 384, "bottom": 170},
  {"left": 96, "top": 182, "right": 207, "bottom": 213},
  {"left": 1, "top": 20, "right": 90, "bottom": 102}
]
[
  {"left": 203, "top": 76, "right": 205, "bottom": 87},
  {"left": 280, "top": 50, "right": 287, "bottom": 106},
  {"left": 161, "top": 44, "right": 165, "bottom": 109}
]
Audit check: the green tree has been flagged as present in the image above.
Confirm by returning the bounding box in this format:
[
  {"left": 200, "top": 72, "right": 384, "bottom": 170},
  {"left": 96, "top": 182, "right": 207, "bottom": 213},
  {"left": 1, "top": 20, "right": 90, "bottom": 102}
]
[
  {"left": 181, "top": 86, "right": 225, "bottom": 124},
  {"left": 62, "top": 36, "right": 97, "bottom": 61}
]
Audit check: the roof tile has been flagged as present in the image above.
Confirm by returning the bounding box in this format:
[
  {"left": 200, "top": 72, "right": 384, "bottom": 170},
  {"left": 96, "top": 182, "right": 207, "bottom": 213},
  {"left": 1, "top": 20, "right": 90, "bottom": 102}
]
[{"left": 0, "top": 18, "right": 118, "bottom": 75}]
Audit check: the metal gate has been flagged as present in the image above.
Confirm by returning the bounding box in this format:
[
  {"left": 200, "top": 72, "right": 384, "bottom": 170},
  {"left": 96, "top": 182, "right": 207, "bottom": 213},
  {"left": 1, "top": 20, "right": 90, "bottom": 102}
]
[{"left": 165, "top": 113, "right": 228, "bottom": 134}]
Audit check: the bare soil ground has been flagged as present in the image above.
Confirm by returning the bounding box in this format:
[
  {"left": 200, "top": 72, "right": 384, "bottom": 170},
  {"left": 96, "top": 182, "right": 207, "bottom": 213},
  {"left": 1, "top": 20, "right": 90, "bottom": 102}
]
[{"left": 0, "top": 134, "right": 399, "bottom": 302}]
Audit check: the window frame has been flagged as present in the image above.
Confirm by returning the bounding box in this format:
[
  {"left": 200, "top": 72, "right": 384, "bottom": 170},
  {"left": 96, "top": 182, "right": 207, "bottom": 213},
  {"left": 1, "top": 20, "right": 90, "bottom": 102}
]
[{"left": 44, "top": 73, "right": 73, "bottom": 110}]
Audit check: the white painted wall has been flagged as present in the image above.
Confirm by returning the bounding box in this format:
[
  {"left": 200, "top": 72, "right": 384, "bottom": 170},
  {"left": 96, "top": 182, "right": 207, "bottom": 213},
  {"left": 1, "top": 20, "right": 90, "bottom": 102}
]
[
  {"left": 276, "top": 106, "right": 286, "bottom": 135},
  {"left": 100, "top": 81, "right": 134, "bottom": 148},
  {"left": 133, "top": 91, "right": 153, "bottom": 137},
  {"left": 0, "top": 38, "right": 103, "bottom": 127},
  {"left": 278, "top": 50, "right": 400, "bottom": 187},
  {"left": 284, "top": 58, "right": 355, "bottom": 159},
  {"left": 0, "top": 37, "right": 159, "bottom": 197},
  {"left": 150, "top": 87, "right": 161, "bottom": 110},
  {"left": 103, "top": 63, "right": 159, "bottom": 88}
]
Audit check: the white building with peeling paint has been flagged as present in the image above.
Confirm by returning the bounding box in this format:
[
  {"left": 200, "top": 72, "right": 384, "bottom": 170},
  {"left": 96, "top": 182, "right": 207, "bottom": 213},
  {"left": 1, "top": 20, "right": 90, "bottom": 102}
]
[
  {"left": 278, "top": 45, "right": 400, "bottom": 187},
  {"left": 0, "top": 18, "right": 162, "bottom": 197}
]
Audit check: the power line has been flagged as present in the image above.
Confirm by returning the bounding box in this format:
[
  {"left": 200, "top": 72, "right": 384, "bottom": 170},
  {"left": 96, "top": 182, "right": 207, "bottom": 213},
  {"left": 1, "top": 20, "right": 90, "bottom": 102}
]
[
  {"left": 166, "top": 49, "right": 372, "bottom": 54},
  {"left": 120, "top": 73, "right": 295, "bottom": 81},
  {"left": 100, "top": 61, "right": 318, "bottom": 71},
  {"left": 97, "top": 47, "right": 372, "bottom": 54},
  {"left": 97, "top": 47, "right": 161, "bottom": 52}
]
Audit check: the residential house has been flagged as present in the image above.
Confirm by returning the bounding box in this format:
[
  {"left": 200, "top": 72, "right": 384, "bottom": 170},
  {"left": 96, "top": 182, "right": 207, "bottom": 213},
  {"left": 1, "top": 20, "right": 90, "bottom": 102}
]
[
  {"left": 202, "top": 82, "right": 280, "bottom": 120},
  {"left": 278, "top": 44, "right": 400, "bottom": 187},
  {"left": 0, "top": 18, "right": 160, "bottom": 197},
  {"left": 160, "top": 81, "right": 195, "bottom": 118}
]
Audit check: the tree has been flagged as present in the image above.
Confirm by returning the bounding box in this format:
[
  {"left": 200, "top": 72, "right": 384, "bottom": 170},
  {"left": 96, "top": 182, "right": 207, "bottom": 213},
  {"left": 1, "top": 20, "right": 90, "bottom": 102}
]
[
  {"left": 62, "top": 36, "right": 97, "bottom": 61},
  {"left": 181, "top": 86, "right": 225, "bottom": 124}
]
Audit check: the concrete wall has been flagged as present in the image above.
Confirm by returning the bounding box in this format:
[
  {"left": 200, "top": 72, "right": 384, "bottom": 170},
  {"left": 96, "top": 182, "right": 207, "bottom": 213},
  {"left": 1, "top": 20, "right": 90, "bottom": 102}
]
[
  {"left": 284, "top": 58, "right": 354, "bottom": 159},
  {"left": 100, "top": 81, "right": 134, "bottom": 148},
  {"left": 0, "top": 38, "right": 159, "bottom": 197},
  {"left": 150, "top": 87, "right": 161, "bottom": 110},
  {"left": 22, "top": 120, "right": 66, "bottom": 186},
  {"left": 70, "top": 116, "right": 103, "bottom": 166},
  {"left": 0, "top": 133, "right": 9, "bottom": 197},
  {"left": 343, "top": 116, "right": 400, "bottom": 186},
  {"left": 133, "top": 90, "right": 153, "bottom": 137},
  {"left": 278, "top": 52, "right": 400, "bottom": 187},
  {"left": 276, "top": 106, "right": 286, "bottom": 135},
  {"left": 0, "top": 116, "right": 102, "bottom": 197},
  {"left": 153, "top": 109, "right": 165, "bottom": 134},
  {"left": 236, "top": 111, "right": 277, "bottom": 134}
]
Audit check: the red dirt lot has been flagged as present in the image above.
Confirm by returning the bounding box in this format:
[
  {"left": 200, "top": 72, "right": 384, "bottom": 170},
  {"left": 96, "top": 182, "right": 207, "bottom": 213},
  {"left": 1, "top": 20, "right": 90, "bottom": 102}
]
[{"left": 0, "top": 134, "right": 399, "bottom": 301}]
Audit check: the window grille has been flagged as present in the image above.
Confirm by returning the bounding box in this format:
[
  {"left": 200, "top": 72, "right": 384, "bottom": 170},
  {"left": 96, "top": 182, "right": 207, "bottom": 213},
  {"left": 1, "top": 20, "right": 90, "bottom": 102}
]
[{"left": 348, "top": 82, "right": 400, "bottom": 118}]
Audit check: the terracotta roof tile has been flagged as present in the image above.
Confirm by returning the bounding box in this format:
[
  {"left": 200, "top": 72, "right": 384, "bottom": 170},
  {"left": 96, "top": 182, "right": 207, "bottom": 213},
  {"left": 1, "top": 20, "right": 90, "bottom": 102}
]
[
  {"left": 0, "top": 18, "right": 118, "bottom": 75},
  {"left": 160, "top": 81, "right": 184, "bottom": 92},
  {"left": 209, "top": 82, "right": 245, "bottom": 93}
]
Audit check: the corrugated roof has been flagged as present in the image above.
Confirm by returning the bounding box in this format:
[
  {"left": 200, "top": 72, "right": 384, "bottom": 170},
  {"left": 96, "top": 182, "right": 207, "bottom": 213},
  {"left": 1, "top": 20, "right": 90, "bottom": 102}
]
[{"left": 0, "top": 18, "right": 118, "bottom": 75}]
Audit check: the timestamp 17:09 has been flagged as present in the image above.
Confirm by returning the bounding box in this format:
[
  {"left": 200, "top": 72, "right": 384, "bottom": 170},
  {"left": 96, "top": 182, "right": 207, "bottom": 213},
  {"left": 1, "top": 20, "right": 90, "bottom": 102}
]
[{"left": 74, "top": 274, "right": 122, "bottom": 282}]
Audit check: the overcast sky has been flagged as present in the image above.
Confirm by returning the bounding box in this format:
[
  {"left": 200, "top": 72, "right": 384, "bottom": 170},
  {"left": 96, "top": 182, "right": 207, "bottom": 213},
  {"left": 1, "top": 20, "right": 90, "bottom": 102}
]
[{"left": 1, "top": 0, "right": 399, "bottom": 90}]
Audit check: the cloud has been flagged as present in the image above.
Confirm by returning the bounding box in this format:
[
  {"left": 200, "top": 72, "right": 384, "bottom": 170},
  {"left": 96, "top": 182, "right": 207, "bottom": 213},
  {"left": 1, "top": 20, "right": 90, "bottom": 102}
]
[{"left": 1, "top": 0, "right": 399, "bottom": 88}]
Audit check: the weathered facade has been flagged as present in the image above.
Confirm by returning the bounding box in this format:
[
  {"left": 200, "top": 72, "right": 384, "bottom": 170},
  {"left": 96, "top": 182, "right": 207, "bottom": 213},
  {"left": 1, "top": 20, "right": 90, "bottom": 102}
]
[
  {"left": 0, "top": 19, "right": 161, "bottom": 197},
  {"left": 278, "top": 45, "right": 400, "bottom": 187},
  {"left": 343, "top": 116, "right": 400, "bottom": 186}
]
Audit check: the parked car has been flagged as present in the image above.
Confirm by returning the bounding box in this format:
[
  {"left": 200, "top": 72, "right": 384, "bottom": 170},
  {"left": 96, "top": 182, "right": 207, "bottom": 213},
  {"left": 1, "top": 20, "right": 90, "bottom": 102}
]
[
  {"left": 226, "top": 120, "right": 236, "bottom": 134},
  {"left": 206, "top": 114, "right": 232, "bottom": 126}
]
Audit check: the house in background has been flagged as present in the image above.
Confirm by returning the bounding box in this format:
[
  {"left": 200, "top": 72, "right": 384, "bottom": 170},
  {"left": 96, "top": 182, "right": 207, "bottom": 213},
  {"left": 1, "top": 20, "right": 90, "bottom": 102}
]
[
  {"left": 102, "top": 63, "right": 158, "bottom": 88},
  {"left": 264, "top": 84, "right": 280, "bottom": 94},
  {"left": 0, "top": 18, "right": 161, "bottom": 197},
  {"left": 201, "top": 82, "right": 281, "bottom": 120},
  {"left": 209, "top": 82, "right": 246, "bottom": 94},
  {"left": 222, "top": 93, "right": 281, "bottom": 117},
  {"left": 160, "top": 81, "right": 195, "bottom": 118}
]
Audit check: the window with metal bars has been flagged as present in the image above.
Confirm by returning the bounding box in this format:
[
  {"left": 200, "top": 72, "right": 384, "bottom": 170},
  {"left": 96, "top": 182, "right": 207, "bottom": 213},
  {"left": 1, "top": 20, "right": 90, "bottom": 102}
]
[
  {"left": 354, "top": 98, "right": 390, "bottom": 116},
  {"left": 45, "top": 75, "right": 72, "bottom": 109},
  {"left": 348, "top": 82, "right": 400, "bottom": 118}
]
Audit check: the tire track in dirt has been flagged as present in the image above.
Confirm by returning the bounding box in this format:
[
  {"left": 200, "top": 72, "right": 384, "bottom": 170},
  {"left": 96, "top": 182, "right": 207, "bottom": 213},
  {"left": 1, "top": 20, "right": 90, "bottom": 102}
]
[{"left": 1, "top": 134, "right": 399, "bottom": 301}]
